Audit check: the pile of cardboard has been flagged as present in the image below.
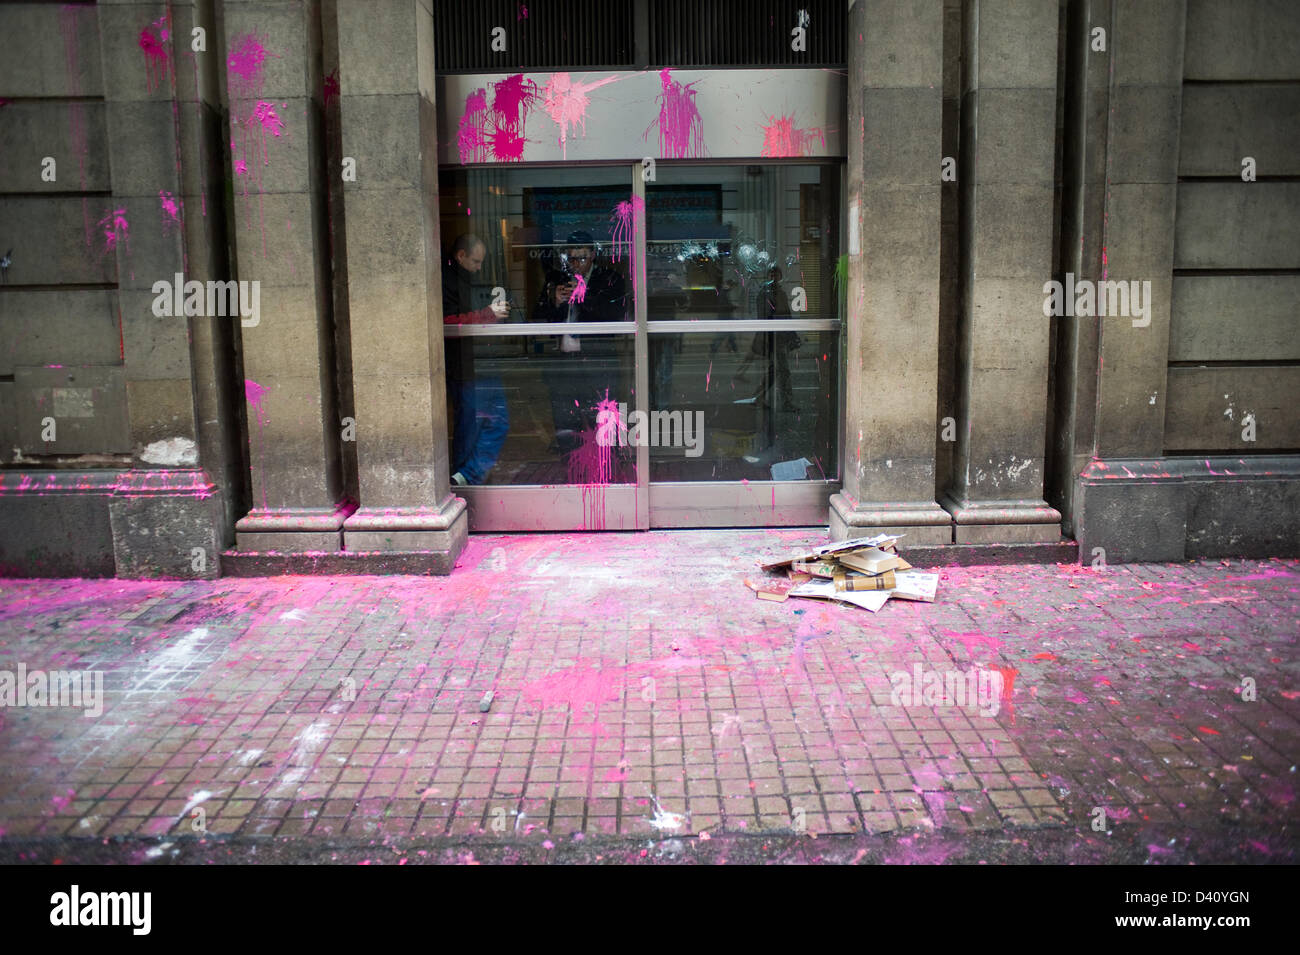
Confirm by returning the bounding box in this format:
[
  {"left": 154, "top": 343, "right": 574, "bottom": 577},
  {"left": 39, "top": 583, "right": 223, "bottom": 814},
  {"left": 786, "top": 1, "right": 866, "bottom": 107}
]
[{"left": 746, "top": 534, "right": 939, "bottom": 612}]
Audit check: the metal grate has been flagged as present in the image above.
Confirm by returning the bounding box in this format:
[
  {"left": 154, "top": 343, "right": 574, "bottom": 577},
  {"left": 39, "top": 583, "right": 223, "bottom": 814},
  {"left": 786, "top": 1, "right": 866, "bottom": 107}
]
[
  {"left": 434, "top": 0, "right": 635, "bottom": 73},
  {"left": 648, "top": 0, "right": 844, "bottom": 68}
]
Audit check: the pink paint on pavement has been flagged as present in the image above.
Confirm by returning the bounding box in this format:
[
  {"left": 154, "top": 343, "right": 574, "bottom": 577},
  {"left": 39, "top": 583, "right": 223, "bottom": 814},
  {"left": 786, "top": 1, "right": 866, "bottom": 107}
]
[
  {"left": 646, "top": 68, "right": 706, "bottom": 159},
  {"left": 542, "top": 72, "right": 621, "bottom": 158},
  {"left": 138, "top": 13, "right": 171, "bottom": 93},
  {"left": 759, "top": 114, "right": 825, "bottom": 158}
]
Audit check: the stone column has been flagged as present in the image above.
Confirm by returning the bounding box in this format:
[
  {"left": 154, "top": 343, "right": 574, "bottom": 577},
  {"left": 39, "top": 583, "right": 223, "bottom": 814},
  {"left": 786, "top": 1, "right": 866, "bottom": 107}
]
[
  {"left": 830, "top": 0, "right": 952, "bottom": 544},
  {"left": 1074, "top": 0, "right": 1188, "bottom": 562},
  {"left": 96, "top": 0, "right": 228, "bottom": 577},
  {"left": 941, "top": 0, "right": 1062, "bottom": 542},
  {"left": 332, "top": 0, "right": 466, "bottom": 569},
  {"left": 224, "top": 0, "right": 353, "bottom": 551}
]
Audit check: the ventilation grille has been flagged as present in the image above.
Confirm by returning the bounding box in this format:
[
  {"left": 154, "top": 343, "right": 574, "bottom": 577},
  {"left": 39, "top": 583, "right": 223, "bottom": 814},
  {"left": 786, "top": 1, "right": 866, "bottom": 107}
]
[
  {"left": 435, "top": 0, "right": 635, "bottom": 73},
  {"left": 649, "top": 0, "right": 844, "bottom": 68}
]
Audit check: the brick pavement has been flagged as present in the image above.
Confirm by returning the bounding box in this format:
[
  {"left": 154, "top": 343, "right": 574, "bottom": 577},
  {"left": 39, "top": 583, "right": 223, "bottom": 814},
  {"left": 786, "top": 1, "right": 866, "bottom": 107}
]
[{"left": 0, "top": 530, "right": 1296, "bottom": 863}]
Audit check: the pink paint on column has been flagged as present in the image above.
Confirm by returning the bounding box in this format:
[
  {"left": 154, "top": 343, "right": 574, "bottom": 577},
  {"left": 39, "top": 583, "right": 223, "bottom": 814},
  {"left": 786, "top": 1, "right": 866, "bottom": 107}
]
[
  {"left": 254, "top": 101, "right": 285, "bottom": 137},
  {"left": 646, "top": 68, "right": 706, "bottom": 159},
  {"left": 138, "top": 14, "right": 171, "bottom": 93},
  {"left": 98, "top": 208, "right": 130, "bottom": 255},
  {"left": 517, "top": 3, "right": 529, "bottom": 19},
  {"left": 227, "top": 34, "right": 282, "bottom": 254},
  {"left": 542, "top": 72, "right": 621, "bottom": 158},
  {"left": 759, "top": 114, "right": 825, "bottom": 158},
  {"left": 159, "top": 190, "right": 181, "bottom": 234}
]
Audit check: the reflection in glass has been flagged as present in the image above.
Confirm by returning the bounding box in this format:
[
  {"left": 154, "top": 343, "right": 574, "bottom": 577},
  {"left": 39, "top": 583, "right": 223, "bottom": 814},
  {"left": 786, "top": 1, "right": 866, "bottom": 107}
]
[{"left": 645, "top": 165, "right": 842, "bottom": 322}]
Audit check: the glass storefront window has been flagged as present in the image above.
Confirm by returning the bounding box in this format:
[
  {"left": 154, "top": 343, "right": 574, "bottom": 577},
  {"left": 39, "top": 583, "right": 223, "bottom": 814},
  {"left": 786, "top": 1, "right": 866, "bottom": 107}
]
[{"left": 645, "top": 164, "right": 841, "bottom": 322}]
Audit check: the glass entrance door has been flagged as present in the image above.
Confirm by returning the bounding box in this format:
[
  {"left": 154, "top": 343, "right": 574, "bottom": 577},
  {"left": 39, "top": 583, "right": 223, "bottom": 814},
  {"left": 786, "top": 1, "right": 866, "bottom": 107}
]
[{"left": 439, "top": 162, "right": 841, "bottom": 531}]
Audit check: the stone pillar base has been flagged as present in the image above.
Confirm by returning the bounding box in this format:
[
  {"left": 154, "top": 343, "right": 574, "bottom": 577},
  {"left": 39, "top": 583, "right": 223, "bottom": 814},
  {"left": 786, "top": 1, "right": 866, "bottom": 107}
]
[
  {"left": 343, "top": 497, "right": 468, "bottom": 567},
  {"left": 235, "top": 499, "right": 357, "bottom": 553},
  {"left": 109, "top": 471, "right": 225, "bottom": 578},
  {"left": 940, "top": 494, "right": 1063, "bottom": 544},
  {"left": 829, "top": 494, "right": 954, "bottom": 545}
]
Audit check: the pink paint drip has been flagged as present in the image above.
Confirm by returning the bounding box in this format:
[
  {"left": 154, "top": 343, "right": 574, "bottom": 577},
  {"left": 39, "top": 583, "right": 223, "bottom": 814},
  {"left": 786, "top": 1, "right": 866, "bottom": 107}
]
[
  {"left": 646, "top": 68, "right": 706, "bottom": 159},
  {"left": 759, "top": 114, "right": 825, "bottom": 158},
  {"left": 542, "top": 72, "right": 621, "bottom": 158},
  {"left": 566, "top": 393, "right": 621, "bottom": 530},
  {"left": 227, "top": 33, "right": 281, "bottom": 254},
  {"left": 138, "top": 13, "right": 171, "bottom": 93},
  {"left": 610, "top": 196, "right": 644, "bottom": 301},
  {"left": 98, "top": 208, "right": 129, "bottom": 256},
  {"left": 455, "top": 74, "right": 541, "bottom": 163},
  {"left": 570, "top": 272, "right": 588, "bottom": 304},
  {"left": 159, "top": 190, "right": 181, "bottom": 235}
]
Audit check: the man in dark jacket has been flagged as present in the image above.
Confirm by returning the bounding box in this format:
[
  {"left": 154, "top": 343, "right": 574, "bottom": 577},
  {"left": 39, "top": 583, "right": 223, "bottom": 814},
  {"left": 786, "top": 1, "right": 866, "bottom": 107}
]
[
  {"left": 531, "top": 231, "right": 628, "bottom": 457},
  {"left": 444, "top": 233, "right": 509, "bottom": 486}
]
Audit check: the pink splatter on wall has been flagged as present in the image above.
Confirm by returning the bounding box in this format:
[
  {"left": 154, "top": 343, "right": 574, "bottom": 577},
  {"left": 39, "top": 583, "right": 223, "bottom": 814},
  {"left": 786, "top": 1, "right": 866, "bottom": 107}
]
[
  {"left": 645, "top": 68, "right": 706, "bottom": 159},
  {"left": 98, "top": 208, "right": 129, "bottom": 255},
  {"left": 159, "top": 190, "right": 181, "bottom": 234},
  {"left": 226, "top": 32, "right": 283, "bottom": 254},
  {"left": 138, "top": 13, "right": 171, "bottom": 93},
  {"left": 759, "top": 114, "right": 825, "bottom": 158},
  {"left": 542, "top": 72, "right": 621, "bottom": 158},
  {"left": 456, "top": 74, "right": 542, "bottom": 163}
]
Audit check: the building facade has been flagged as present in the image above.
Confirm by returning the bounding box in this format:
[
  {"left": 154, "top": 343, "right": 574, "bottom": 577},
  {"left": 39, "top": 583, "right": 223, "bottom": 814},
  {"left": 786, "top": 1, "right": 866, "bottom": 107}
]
[{"left": 0, "top": 0, "right": 1296, "bottom": 578}]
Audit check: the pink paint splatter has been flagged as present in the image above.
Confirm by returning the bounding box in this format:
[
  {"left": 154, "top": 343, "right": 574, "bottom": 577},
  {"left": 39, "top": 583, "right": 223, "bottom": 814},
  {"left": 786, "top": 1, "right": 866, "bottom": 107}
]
[
  {"left": 566, "top": 393, "right": 621, "bottom": 530},
  {"left": 542, "top": 72, "right": 621, "bottom": 158},
  {"left": 569, "top": 271, "right": 588, "bottom": 304},
  {"left": 138, "top": 13, "right": 171, "bottom": 93},
  {"left": 759, "top": 114, "right": 825, "bottom": 158},
  {"left": 646, "top": 68, "right": 706, "bottom": 159},
  {"left": 245, "top": 379, "right": 270, "bottom": 509},
  {"left": 159, "top": 190, "right": 181, "bottom": 234},
  {"left": 610, "top": 196, "right": 644, "bottom": 300},
  {"left": 98, "top": 208, "right": 129, "bottom": 255},
  {"left": 517, "top": 3, "right": 529, "bottom": 19},
  {"left": 455, "top": 74, "right": 542, "bottom": 163},
  {"left": 226, "top": 33, "right": 282, "bottom": 253}
]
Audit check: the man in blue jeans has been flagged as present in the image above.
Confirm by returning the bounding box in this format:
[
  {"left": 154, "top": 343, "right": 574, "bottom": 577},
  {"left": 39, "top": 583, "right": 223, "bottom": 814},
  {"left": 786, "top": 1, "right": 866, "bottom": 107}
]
[{"left": 443, "top": 234, "right": 509, "bottom": 486}]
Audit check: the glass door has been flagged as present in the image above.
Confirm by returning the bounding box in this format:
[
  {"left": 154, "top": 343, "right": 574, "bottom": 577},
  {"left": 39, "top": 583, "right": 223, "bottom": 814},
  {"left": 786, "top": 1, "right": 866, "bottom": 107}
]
[
  {"left": 440, "top": 165, "right": 647, "bottom": 530},
  {"left": 439, "top": 161, "right": 841, "bottom": 531}
]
